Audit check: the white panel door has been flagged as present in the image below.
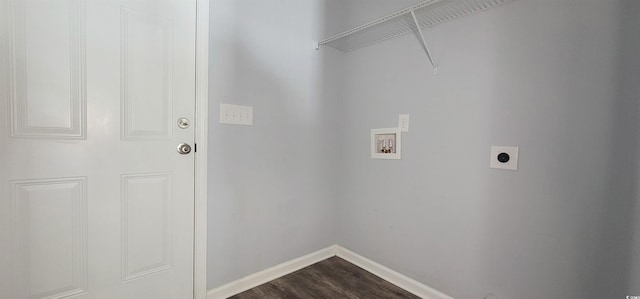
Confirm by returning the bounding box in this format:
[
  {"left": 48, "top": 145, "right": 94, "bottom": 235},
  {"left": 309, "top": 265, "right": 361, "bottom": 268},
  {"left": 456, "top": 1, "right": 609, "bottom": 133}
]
[{"left": 0, "top": 0, "right": 197, "bottom": 298}]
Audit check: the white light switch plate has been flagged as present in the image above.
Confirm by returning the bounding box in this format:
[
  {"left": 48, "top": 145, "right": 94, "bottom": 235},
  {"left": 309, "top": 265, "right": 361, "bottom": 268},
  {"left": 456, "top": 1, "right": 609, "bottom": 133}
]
[
  {"left": 490, "top": 146, "right": 519, "bottom": 170},
  {"left": 399, "top": 114, "right": 409, "bottom": 132},
  {"left": 220, "top": 103, "right": 253, "bottom": 125}
]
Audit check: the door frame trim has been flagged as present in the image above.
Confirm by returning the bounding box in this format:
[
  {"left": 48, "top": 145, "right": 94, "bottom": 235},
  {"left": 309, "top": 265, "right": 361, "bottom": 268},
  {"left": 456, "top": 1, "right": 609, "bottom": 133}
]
[{"left": 194, "top": 0, "right": 209, "bottom": 298}]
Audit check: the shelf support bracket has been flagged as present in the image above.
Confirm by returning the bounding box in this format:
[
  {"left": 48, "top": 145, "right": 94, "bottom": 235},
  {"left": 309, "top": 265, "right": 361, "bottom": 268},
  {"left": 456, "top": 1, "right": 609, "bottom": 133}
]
[{"left": 410, "top": 10, "right": 438, "bottom": 75}]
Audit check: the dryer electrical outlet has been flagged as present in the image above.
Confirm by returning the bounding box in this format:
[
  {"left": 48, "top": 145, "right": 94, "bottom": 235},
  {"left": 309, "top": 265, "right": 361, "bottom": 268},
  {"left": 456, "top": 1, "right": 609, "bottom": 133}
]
[{"left": 490, "top": 146, "right": 519, "bottom": 171}]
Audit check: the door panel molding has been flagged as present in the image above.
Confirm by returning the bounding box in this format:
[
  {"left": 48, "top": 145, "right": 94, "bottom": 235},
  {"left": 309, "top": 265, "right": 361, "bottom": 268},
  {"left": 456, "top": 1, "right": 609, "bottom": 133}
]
[
  {"left": 120, "top": 7, "right": 173, "bottom": 140},
  {"left": 12, "top": 177, "right": 88, "bottom": 298},
  {"left": 8, "top": 0, "right": 86, "bottom": 139},
  {"left": 121, "top": 173, "right": 173, "bottom": 281}
]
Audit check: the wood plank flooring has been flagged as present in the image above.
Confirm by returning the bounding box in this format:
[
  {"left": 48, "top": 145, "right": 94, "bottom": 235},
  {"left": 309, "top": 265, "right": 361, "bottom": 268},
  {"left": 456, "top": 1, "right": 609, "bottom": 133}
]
[{"left": 229, "top": 257, "right": 420, "bottom": 299}]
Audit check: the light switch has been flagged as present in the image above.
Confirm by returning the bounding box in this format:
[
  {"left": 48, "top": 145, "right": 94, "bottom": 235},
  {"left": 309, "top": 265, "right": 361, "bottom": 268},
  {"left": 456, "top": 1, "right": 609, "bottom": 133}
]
[{"left": 220, "top": 104, "right": 253, "bottom": 125}]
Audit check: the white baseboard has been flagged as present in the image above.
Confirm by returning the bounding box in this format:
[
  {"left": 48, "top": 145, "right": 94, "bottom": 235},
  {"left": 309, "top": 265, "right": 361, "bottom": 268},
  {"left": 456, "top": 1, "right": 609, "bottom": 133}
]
[
  {"left": 335, "top": 246, "right": 454, "bottom": 299},
  {"left": 207, "top": 244, "right": 453, "bottom": 299},
  {"left": 207, "top": 245, "right": 338, "bottom": 299}
]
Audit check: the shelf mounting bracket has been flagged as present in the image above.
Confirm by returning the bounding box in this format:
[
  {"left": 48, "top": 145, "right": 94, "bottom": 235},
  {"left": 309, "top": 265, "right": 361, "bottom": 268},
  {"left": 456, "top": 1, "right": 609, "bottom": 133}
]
[{"left": 410, "top": 10, "right": 438, "bottom": 75}]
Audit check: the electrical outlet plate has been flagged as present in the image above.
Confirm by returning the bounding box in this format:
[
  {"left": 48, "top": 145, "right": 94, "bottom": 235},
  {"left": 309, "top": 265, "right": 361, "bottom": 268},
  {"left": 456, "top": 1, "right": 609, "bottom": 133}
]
[
  {"left": 399, "top": 114, "right": 409, "bottom": 132},
  {"left": 490, "top": 146, "right": 519, "bottom": 170},
  {"left": 220, "top": 103, "right": 253, "bottom": 125}
]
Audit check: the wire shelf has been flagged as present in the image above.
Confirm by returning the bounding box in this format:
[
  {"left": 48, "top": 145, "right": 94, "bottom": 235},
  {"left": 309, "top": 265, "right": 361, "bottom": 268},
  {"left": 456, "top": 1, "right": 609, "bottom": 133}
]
[{"left": 319, "top": 0, "right": 514, "bottom": 52}]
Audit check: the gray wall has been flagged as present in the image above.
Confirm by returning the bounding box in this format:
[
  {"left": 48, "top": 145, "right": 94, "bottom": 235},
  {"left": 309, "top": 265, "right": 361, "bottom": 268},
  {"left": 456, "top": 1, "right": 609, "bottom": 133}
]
[
  {"left": 334, "top": 0, "right": 634, "bottom": 298},
  {"left": 622, "top": 0, "right": 640, "bottom": 295},
  {"left": 206, "top": 0, "right": 343, "bottom": 288},
  {"left": 207, "top": 0, "right": 640, "bottom": 297},
  {"left": 596, "top": 0, "right": 640, "bottom": 295}
]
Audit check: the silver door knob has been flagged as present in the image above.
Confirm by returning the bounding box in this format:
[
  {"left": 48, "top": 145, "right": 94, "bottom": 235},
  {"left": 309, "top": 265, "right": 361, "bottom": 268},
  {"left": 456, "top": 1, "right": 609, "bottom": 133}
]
[{"left": 177, "top": 143, "right": 192, "bottom": 155}]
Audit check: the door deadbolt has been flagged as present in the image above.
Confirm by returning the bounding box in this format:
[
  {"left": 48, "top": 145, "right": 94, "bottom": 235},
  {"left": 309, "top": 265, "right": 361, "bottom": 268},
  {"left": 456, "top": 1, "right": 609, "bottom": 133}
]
[
  {"left": 177, "top": 143, "right": 192, "bottom": 155},
  {"left": 177, "top": 117, "right": 190, "bottom": 129}
]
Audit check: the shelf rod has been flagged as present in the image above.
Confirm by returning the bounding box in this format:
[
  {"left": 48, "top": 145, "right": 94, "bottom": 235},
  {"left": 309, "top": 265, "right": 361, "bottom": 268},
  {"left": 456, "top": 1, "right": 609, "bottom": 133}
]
[{"left": 410, "top": 10, "right": 438, "bottom": 75}]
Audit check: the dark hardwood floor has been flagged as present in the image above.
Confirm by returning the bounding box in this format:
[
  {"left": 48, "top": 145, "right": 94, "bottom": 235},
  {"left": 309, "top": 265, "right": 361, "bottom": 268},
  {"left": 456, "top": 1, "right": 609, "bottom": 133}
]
[{"left": 229, "top": 257, "right": 420, "bottom": 299}]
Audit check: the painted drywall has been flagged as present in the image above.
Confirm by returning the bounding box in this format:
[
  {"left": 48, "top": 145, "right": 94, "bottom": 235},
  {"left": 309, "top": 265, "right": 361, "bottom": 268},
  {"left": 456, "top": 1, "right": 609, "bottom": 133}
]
[
  {"left": 594, "top": 0, "right": 640, "bottom": 296},
  {"left": 207, "top": 0, "right": 640, "bottom": 296},
  {"left": 206, "top": 0, "right": 345, "bottom": 289},
  {"left": 332, "top": 0, "right": 633, "bottom": 298},
  {"left": 622, "top": 0, "right": 640, "bottom": 295}
]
